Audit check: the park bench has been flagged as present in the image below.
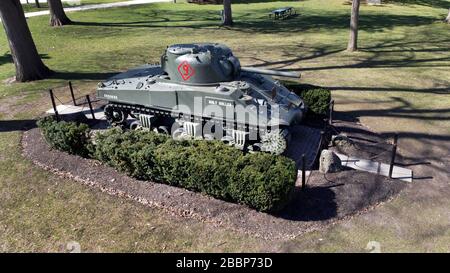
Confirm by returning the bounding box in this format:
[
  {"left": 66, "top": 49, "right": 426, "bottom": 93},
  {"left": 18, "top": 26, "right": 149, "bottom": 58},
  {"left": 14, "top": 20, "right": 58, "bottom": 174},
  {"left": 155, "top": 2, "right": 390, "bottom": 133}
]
[{"left": 269, "top": 7, "right": 297, "bottom": 20}]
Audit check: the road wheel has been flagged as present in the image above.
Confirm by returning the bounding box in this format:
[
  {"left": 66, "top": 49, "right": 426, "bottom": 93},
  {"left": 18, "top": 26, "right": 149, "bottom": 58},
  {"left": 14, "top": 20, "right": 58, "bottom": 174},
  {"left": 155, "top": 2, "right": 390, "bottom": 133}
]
[
  {"left": 104, "top": 105, "right": 128, "bottom": 126},
  {"left": 260, "top": 128, "right": 289, "bottom": 155}
]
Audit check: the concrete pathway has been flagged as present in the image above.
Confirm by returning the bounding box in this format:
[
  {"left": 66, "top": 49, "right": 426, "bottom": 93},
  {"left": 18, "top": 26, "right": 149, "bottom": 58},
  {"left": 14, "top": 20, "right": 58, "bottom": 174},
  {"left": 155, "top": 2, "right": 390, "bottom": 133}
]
[
  {"left": 335, "top": 152, "right": 413, "bottom": 183},
  {"left": 46, "top": 104, "right": 105, "bottom": 120},
  {"left": 23, "top": 0, "right": 172, "bottom": 19}
]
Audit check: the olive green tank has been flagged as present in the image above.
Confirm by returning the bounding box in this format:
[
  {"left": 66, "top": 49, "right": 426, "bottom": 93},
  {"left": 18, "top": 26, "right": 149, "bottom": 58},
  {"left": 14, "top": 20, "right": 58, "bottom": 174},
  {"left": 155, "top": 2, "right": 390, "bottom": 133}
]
[{"left": 97, "top": 43, "right": 306, "bottom": 155}]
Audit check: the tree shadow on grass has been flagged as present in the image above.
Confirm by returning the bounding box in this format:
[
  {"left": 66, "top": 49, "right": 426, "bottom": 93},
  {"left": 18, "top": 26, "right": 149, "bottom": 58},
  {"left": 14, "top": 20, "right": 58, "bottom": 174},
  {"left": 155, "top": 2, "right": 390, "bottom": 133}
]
[
  {"left": 0, "top": 120, "right": 37, "bottom": 133},
  {"left": 336, "top": 96, "right": 450, "bottom": 122},
  {"left": 334, "top": 119, "right": 450, "bottom": 176},
  {"left": 71, "top": 19, "right": 220, "bottom": 29},
  {"left": 233, "top": 13, "right": 438, "bottom": 34},
  {"left": 383, "top": 0, "right": 450, "bottom": 9},
  {"left": 70, "top": 9, "right": 223, "bottom": 29},
  {"left": 293, "top": 55, "right": 450, "bottom": 71},
  {"left": 50, "top": 71, "right": 118, "bottom": 81},
  {"left": 360, "top": 38, "right": 450, "bottom": 53},
  {"left": 325, "top": 86, "right": 450, "bottom": 95},
  {"left": 69, "top": 7, "right": 440, "bottom": 34},
  {"left": 247, "top": 46, "right": 345, "bottom": 69},
  {"left": 0, "top": 53, "right": 13, "bottom": 66},
  {"left": 246, "top": 38, "right": 450, "bottom": 74},
  {"left": 1, "top": 52, "right": 51, "bottom": 66}
]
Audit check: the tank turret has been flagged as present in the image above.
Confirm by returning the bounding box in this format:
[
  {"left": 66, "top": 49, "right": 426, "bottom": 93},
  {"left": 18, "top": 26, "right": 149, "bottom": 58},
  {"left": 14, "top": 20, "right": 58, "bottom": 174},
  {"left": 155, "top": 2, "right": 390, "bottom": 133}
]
[
  {"left": 97, "top": 43, "right": 307, "bottom": 155},
  {"left": 160, "top": 43, "right": 300, "bottom": 84}
]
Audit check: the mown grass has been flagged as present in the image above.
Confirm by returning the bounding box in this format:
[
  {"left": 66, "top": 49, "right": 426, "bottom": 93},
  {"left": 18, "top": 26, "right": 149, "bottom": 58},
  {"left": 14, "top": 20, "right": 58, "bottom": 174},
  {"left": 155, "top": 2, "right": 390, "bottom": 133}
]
[
  {"left": 0, "top": 131, "right": 267, "bottom": 252},
  {"left": 1, "top": 0, "right": 449, "bottom": 252},
  {"left": 3, "top": 1, "right": 448, "bottom": 137}
]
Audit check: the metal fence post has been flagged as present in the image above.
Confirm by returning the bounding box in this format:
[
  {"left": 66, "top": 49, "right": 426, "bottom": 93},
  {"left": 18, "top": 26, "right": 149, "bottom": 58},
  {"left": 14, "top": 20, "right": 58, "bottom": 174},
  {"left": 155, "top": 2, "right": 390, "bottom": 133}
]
[
  {"left": 301, "top": 153, "right": 306, "bottom": 190},
  {"left": 49, "top": 89, "right": 59, "bottom": 121},
  {"left": 389, "top": 133, "right": 398, "bottom": 178},
  {"left": 69, "top": 81, "right": 77, "bottom": 106},
  {"left": 329, "top": 99, "right": 334, "bottom": 125},
  {"left": 86, "top": 95, "right": 96, "bottom": 120},
  {"left": 320, "top": 131, "right": 325, "bottom": 149},
  {"left": 323, "top": 118, "right": 329, "bottom": 132}
]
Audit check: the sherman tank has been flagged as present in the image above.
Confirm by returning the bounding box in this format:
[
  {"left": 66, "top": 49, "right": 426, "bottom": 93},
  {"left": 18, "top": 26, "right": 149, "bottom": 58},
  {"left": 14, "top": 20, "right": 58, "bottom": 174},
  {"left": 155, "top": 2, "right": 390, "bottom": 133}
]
[{"left": 97, "top": 43, "right": 306, "bottom": 155}]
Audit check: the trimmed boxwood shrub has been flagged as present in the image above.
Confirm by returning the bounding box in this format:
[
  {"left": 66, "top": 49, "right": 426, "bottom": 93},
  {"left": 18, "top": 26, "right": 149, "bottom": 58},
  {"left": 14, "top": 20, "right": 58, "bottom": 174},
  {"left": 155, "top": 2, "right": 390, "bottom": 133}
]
[
  {"left": 90, "top": 128, "right": 169, "bottom": 180},
  {"left": 153, "top": 139, "right": 243, "bottom": 198},
  {"left": 91, "top": 130, "right": 297, "bottom": 212},
  {"left": 37, "top": 118, "right": 297, "bottom": 212},
  {"left": 37, "top": 116, "right": 90, "bottom": 157},
  {"left": 229, "top": 152, "right": 297, "bottom": 212},
  {"left": 284, "top": 83, "right": 332, "bottom": 115}
]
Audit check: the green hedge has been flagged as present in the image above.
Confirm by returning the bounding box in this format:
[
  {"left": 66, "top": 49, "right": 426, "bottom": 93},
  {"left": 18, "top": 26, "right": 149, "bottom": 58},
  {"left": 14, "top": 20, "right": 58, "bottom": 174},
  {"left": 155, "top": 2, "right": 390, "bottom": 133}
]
[
  {"left": 37, "top": 118, "right": 297, "bottom": 212},
  {"left": 285, "top": 83, "right": 332, "bottom": 115},
  {"left": 89, "top": 128, "right": 168, "bottom": 180},
  {"left": 230, "top": 152, "right": 297, "bottom": 212},
  {"left": 90, "top": 129, "right": 297, "bottom": 212},
  {"left": 37, "top": 116, "right": 90, "bottom": 157}
]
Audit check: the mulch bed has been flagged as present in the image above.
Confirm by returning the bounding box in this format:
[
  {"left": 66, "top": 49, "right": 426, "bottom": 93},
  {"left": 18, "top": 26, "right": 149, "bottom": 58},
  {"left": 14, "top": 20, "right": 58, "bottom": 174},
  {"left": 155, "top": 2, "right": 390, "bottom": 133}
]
[{"left": 21, "top": 119, "right": 408, "bottom": 239}]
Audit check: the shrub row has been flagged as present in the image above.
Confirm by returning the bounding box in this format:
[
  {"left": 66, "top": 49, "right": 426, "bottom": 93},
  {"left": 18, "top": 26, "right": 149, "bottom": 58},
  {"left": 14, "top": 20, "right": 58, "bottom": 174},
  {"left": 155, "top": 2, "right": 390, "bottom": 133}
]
[
  {"left": 90, "top": 129, "right": 297, "bottom": 212},
  {"left": 285, "top": 83, "right": 332, "bottom": 115},
  {"left": 37, "top": 116, "right": 90, "bottom": 157},
  {"left": 37, "top": 119, "right": 297, "bottom": 212}
]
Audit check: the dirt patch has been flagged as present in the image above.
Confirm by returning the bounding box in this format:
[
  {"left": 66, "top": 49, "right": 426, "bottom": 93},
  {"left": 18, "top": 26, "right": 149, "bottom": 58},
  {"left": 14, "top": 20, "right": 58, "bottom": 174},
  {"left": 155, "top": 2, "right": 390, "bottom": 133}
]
[
  {"left": 2, "top": 76, "right": 15, "bottom": 85},
  {"left": 21, "top": 121, "right": 408, "bottom": 239}
]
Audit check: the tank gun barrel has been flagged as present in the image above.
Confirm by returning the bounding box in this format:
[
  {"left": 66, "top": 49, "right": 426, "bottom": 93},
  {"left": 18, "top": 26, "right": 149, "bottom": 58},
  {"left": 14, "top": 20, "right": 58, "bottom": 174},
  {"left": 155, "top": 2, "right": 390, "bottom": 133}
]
[{"left": 240, "top": 67, "right": 301, "bottom": 78}]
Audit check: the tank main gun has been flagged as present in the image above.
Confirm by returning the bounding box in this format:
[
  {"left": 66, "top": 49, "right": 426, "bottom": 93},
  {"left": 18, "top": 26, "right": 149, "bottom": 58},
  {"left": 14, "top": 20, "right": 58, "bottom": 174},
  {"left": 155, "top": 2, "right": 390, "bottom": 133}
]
[{"left": 240, "top": 66, "right": 301, "bottom": 79}]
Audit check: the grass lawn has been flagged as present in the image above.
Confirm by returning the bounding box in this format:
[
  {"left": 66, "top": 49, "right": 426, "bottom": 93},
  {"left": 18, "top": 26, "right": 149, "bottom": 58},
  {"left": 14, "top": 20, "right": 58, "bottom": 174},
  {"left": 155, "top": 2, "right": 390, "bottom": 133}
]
[
  {"left": 0, "top": 132, "right": 267, "bottom": 252},
  {"left": 1, "top": 0, "right": 449, "bottom": 252}
]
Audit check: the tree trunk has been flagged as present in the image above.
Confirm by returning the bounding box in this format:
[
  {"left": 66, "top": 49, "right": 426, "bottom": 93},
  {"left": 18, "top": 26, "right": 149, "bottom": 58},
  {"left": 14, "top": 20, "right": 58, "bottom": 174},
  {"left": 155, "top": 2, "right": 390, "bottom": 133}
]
[
  {"left": 34, "top": 0, "right": 40, "bottom": 8},
  {"left": 222, "top": 0, "right": 233, "bottom": 26},
  {"left": 48, "top": 0, "right": 71, "bottom": 26},
  {"left": 0, "top": 0, "right": 52, "bottom": 82},
  {"left": 347, "top": 0, "right": 360, "bottom": 52},
  {"left": 445, "top": 8, "right": 450, "bottom": 24}
]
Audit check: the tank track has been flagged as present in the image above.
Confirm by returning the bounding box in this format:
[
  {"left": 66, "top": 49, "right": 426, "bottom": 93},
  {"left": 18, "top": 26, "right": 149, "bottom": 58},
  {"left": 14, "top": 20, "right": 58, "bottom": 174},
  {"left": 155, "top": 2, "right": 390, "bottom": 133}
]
[
  {"left": 104, "top": 102, "right": 290, "bottom": 155},
  {"left": 105, "top": 102, "right": 266, "bottom": 135}
]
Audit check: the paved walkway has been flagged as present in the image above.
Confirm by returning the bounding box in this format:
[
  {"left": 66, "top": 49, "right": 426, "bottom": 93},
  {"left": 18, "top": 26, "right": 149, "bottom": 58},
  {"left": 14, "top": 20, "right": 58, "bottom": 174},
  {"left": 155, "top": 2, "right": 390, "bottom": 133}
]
[
  {"left": 336, "top": 152, "right": 413, "bottom": 183},
  {"left": 23, "top": 0, "right": 172, "bottom": 19}
]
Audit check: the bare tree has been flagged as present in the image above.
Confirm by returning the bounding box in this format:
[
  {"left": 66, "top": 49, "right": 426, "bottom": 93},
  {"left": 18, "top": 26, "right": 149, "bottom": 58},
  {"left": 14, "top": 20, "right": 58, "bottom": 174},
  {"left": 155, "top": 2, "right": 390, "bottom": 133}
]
[
  {"left": 222, "top": 0, "right": 233, "bottom": 26},
  {"left": 347, "top": 0, "right": 360, "bottom": 52},
  {"left": 34, "top": 0, "right": 41, "bottom": 8},
  {"left": 0, "top": 0, "right": 52, "bottom": 82},
  {"left": 48, "top": 0, "right": 71, "bottom": 26}
]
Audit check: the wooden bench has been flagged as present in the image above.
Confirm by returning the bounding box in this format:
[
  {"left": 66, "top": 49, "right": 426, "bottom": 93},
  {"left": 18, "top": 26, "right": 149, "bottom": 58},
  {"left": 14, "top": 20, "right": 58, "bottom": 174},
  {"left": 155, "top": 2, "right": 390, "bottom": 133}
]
[{"left": 269, "top": 7, "right": 297, "bottom": 20}]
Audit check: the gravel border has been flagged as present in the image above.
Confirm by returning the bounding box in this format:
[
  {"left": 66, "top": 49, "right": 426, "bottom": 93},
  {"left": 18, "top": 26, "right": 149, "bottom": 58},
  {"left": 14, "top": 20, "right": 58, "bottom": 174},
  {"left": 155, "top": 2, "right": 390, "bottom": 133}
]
[{"left": 22, "top": 125, "right": 406, "bottom": 240}]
